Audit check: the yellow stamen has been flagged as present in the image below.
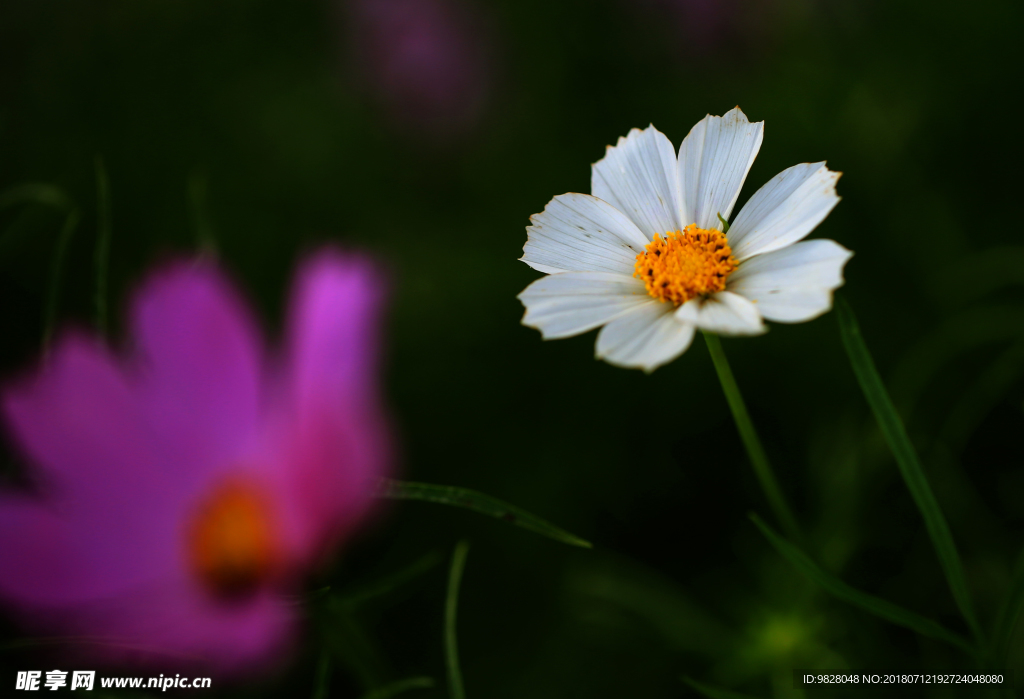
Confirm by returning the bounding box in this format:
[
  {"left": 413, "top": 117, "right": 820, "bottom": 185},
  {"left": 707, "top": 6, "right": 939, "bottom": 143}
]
[
  {"left": 633, "top": 224, "right": 738, "bottom": 305},
  {"left": 187, "top": 479, "right": 278, "bottom": 599}
]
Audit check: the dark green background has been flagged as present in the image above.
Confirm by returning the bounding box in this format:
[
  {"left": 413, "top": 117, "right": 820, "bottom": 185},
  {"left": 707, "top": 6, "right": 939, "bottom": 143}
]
[{"left": 2, "top": 0, "right": 1024, "bottom": 696}]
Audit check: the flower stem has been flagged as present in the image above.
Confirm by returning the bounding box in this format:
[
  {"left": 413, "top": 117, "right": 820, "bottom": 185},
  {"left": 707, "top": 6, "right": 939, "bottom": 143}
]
[
  {"left": 445, "top": 540, "right": 470, "bottom": 699},
  {"left": 702, "top": 332, "right": 802, "bottom": 541},
  {"left": 94, "top": 157, "right": 112, "bottom": 338}
]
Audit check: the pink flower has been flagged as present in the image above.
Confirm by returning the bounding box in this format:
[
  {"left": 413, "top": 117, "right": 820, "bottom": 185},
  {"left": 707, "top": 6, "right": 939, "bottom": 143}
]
[
  {"left": 0, "top": 250, "right": 390, "bottom": 674},
  {"left": 344, "top": 0, "right": 492, "bottom": 140}
]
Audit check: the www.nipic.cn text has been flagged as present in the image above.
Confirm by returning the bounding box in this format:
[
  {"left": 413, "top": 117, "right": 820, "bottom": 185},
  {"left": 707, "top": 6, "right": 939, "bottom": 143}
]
[{"left": 16, "top": 670, "right": 212, "bottom": 691}]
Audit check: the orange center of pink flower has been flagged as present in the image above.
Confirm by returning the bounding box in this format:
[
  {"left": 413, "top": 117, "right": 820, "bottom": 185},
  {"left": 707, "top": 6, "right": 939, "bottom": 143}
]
[{"left": 187, "top": 479, "right": 279, "bottom": 599}]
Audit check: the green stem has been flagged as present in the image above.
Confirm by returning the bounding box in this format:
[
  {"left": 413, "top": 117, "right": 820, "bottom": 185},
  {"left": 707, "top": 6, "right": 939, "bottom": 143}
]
[
  {"left": 94, "top": 158, "right": 112, "bottom": 338},
  {"left": 702, "top": 332, "right": 801, "bottom": 541},
  {"left": 445, "top": 541, "right": 470, "bottom": 699},
  {"left": 42, "top": 208, "right": 79, "bottom": 352},
  {"left": 311, "top": 648, "right": 331, "bottom": 699},
  {"left": 187, "top": 170, "right": 217, "bottom": 253}
]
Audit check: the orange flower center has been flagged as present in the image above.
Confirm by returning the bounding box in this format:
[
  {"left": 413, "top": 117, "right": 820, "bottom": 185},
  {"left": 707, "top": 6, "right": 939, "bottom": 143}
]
[
  {"left": 187, "top": 479, "right": 279, "bottom": 599},
  {"left": 633, "top": 225, "right": 738, "bottom": 305}
]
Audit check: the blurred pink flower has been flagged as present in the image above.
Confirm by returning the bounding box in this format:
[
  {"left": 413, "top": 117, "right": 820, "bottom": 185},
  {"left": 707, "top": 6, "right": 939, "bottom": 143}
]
[
  {"left": 631, "top": 0, "right": 743, "bottom": 50},
  {"left": 345, "top": 0, "right": 491, "bottom": 140},
  {"left": 0, "top": 250, "right": 390, "bottom": 673}
]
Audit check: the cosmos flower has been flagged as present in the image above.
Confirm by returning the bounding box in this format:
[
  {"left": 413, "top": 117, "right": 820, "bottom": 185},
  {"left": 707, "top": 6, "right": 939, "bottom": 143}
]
[
  {"left": 518, "top": 107, "right": 852, "bottom": 371},
  {"left": 0, "top": 250, "right": 390, "bottom": 673}
]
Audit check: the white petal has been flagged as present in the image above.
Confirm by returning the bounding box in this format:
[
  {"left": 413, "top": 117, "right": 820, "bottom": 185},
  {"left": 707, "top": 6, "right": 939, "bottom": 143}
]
[
  {"left": 519, "top": 272, "right": 651, "bottom": 339},
  {"left": 678, "top": 107, "right": 764, "bottom": 230},
  {"left": 595, "top": 301, "right": 696, "bottom": 371},
  {"left": 521, "top": 193, "right": 650, "bottom": 275},
  {"left": 675, "top": 291, "right": 765, "bottom": 335},
  {"left": 728, "top": 239, "right": 853, "bottom": 322},
  {"left": 727, "top": 162, "right": 840, "bottom": 261},
  {"left": 591, "top": 125, "right": 682, "bottom": 240}
]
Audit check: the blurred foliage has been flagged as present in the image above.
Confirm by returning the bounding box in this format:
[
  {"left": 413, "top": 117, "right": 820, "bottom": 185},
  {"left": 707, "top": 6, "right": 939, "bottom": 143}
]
[{"left": 2, "top": 0, "right": 1024, "bottom": 696}]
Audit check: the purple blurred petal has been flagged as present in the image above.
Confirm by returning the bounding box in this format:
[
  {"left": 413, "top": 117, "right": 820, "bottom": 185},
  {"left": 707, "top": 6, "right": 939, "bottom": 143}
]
[
  {"left": 130, "top": 261, "right": 263, "bottom": 485},
  {"left": 285, "top": 250, "right": 383, "bottom": 412},
  {"left": 278, "top": 250, "right": 391, "bottom": 558},
  {"left": 0, "top": 496, "right": 164, "bottom": 606},
  {"left": 61, "top": 580, "right": 296, "bottom": 675},
  {"left": 630, "top": 0, "right": 741, "bottom": 50},
  {"left": 2, "top": 336, "right": 181, "bottom": 573},
  {"left": 346, "top": 0, "right": 492, "bottom": 139}
]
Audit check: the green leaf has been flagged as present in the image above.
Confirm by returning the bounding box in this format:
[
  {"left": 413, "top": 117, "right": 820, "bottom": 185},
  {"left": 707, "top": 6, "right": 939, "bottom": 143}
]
[
  {"left": 716, "top": 213, "right": 730, "bottom": 233},
  {"left": 361, "top": 677, "right": 435, "bottom": 699},
  {"left": 378, "top": 479, "right": 592, "bottom": 549},
  {"left": 836, "top": 297, "right": 983, "bottom": 645},
  {"left": 445, "top": 541, "right": 470, "bottom": 699},
  {"left": 750, "top": 513, "right": 974, "bottom": 655},
  {"left": 682, "top": 676, "right": 763, "bottom": 699}
]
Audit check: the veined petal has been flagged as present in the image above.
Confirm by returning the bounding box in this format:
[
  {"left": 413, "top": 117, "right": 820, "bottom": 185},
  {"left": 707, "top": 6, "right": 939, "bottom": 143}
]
[
  {"left": 519, "top": 272, "right": 650, "bottom": 339},
  {"left": 521, "top": 193, "right": 649, "bottom": 275},
  {"left": 678, "top": 107, "right": 764, "bottom": 230},
  {"left": 727, "top": 162, "right": 841, "bottom": 261},
  {"left": 675, "top": 291, "right": 765, "bottom": 335},
  {"left": 591, "top": 125, "right": 682, "bottom": 239},
  {"left": 596, "top": 301, "right": 696, "bottom": 371},
  {"left": 728, "top": 239, "right": 852, "bottom": 322}
]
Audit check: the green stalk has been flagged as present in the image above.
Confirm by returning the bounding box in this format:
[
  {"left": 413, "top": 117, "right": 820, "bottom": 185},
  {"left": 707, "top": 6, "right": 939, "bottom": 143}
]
[
  {"left": 445, "top": 541, "right": 470, "bottom": 699},
  {"left": 311, "top": 648, "right": 331, "bottom": 699},
  {"left": 94, "top": 158, "right": 112, "bottom": 338},
  {"left": 42, "top": 209, "right": 79, "bottom": 352},
  {"left": 836, "top": 297, "right": 984, "bottom": 648},
  {"left": 702, "top": 332, "right": 801, "bottom": 541}
]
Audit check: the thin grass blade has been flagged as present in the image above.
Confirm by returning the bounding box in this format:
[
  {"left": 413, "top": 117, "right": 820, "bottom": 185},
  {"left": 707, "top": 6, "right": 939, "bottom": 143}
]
[
  {"left": 341, "top": 552, "right": 442, "bottom": 608},
  {"left": 445, "top": 540, "right": 470, "bottom": 699},
  {"left": 751, "top": 513, "right": 974, "bottom": 654},
  {"left": 379, "top": 479, "right": 592, "bottom": 549},
  {"left": 318, "top": 596, "right": 389, "bottom": 691},
  {"left": 994, "top": 551, "right": 1024, "bottom": 668},
  {"left": 836, "top": 297, "right": 983, "bottom": 646}
]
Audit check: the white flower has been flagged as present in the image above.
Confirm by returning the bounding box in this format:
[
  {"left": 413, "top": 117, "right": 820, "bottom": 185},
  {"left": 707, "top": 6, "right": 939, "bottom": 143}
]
[{"left": 518, "top": 107, "right": 852, "bottom": 372}]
